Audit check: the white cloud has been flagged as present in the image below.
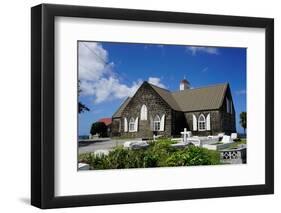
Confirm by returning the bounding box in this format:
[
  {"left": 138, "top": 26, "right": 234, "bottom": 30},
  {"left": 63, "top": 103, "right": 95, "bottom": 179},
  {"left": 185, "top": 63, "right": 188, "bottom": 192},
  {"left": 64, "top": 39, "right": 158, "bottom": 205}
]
[
  {"left": 202, "top": 67, "right": 209, "bottom": 73},
  {"left": 235, "top": 89, "right": 246, "bottom": 95},
  {"left": 148, "top": 77, "right": 166, "bottom": 89},
  {"left": 79, "top": 42, "right": 110, "bottom": 81},
  {"left": 186, "top": 46, "right": 219, "bottom": 56},
  {"left": 79, "top": 42, "right": 151, "bottom": 103}
]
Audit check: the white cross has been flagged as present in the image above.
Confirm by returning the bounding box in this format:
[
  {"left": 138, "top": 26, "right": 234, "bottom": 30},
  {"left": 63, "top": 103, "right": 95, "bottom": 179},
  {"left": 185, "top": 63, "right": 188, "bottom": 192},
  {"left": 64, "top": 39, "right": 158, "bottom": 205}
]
[{"left": 181, "top": 128, "right": 189, "bottom": 142}]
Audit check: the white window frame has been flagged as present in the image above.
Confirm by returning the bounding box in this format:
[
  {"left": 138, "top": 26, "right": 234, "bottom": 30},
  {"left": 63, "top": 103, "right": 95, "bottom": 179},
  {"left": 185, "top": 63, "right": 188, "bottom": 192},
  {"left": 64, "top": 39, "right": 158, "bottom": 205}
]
[
  {"left": 140, "top": 104, "right": 148, "bottom": 120},
  {"left": 153, "top": 115, "right": 161, "bottom": 131},
  {"left": 124, "top": 117, "right": 128, "bottom": 132},
  {"left": 198, "top": 114, "right": 206, "bottom": 131},
  {"left": 129, "top": 117, "right": 135, "bottom": 132},
  {"left": 160, "top": 114, "right": 165, "bottom": 131},
  {"left": 192, "top": 114, "right": 197, "bottom": 131}
]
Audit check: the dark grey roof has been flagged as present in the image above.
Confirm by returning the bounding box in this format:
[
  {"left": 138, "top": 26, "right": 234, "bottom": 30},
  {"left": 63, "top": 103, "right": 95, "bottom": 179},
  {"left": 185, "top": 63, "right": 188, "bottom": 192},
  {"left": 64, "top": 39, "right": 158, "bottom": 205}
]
[
  {"left": 112, "top": 97, "right": 131, "bottom": 118},
  {"left": 112, "top": 82, "right": 228, "bottom": 117},
  {"left": 149, "top": 84, "right": 182, "bottom": 111},
  {"left": 171, "top": 83, "right": 228, "bottom": 111}
]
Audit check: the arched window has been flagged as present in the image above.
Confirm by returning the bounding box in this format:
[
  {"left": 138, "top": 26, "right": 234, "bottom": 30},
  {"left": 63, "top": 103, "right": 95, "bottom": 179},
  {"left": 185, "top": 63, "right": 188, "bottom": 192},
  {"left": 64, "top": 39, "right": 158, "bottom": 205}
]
[
  {"left": 198, "top": 114, "right": 206, "bottom": 131},
  {"left": 153, "top": 115, "right": 161, "bottom": 131},
  {"left": 129, "top": 117, "right": 135, "bottom": 132},
  {"left": 140, "top": 104, "right": 148, "bottom": 120},
  {"left": 124, "top": 117, "right": 128, "bottom": 132}
]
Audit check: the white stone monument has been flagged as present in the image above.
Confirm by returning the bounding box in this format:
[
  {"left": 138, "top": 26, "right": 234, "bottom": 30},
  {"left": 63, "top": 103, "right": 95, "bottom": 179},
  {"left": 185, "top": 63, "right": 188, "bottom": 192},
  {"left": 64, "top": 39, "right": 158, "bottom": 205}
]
[
  {"left": 181, "top": 128, "right": 192, "bottom": 143},
  {"left": 221, "top": 135, "right": 233, "bottom": 144},
  {"left": 123, "top": 141, "right": 149, "bottom": 149},
  {"left": 231, "top": 133, "right": 238, "bottom": 140}
]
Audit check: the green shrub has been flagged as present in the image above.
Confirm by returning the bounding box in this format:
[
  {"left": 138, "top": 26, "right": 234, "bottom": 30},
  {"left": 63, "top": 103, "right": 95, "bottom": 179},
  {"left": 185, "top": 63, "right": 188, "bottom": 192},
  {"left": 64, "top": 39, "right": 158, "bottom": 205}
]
[
  {"left": 78, "top": 139, "right": 221, "bottom": 170},
  {"left": 165, "top": 146, "right": 220, "bottom": 166},
  {"left": 90, "top": 121, "right": 108, "bottom": 137}
]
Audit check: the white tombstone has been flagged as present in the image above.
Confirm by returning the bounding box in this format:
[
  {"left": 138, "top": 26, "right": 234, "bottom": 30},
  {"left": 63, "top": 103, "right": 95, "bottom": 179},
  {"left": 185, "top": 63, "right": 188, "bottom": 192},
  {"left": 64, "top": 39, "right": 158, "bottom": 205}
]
[
  {"left": 181, "top": 128, "right": 191, "bottom": 142},
  {"left": 130, "top": 141, "right": 149, "bottom": 149},
  {"left": 153, "top": 134, "right": 156, "bottom": 141},
  {"left": 78, "top": 163, "right": 90, "bottom": 170},
  {"left": 231, "top": 133, "right": 238, "bottom": 140},
  {"left": 123, "top": 141, "right": 149, "bottom": 149},
  {"left": 123, "top": 141, "right": 133, "bottom": 148},
  {"left": 221, "top": 135, "right": 233, "bottom": 144}
]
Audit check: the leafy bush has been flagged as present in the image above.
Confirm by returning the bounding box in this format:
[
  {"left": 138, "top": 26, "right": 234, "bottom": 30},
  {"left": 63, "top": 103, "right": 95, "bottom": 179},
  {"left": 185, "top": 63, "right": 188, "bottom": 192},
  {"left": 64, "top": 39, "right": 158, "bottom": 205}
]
[
  {"left": 165, "top": 146, "right": 220, "bottom": 166},
  {"left": 90, "top": 122, "right": 108, "bottom": 137},
  {"left": 79, "top": 139, "right": 220, "bottom": 170}
]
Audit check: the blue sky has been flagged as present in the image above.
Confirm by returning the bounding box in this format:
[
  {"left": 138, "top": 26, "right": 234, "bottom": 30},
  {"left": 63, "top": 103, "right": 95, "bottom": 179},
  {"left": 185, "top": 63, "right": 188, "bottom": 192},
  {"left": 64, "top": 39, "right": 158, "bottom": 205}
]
[{"left": 78, "top": 41, "right": 246, "bottom": 135}]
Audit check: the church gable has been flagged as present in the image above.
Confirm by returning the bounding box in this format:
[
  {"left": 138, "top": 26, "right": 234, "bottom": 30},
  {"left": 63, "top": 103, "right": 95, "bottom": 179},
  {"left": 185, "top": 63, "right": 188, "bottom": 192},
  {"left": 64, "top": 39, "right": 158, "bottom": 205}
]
[{"left": 119, "top": 82, "right": 173, "bottom": 137}]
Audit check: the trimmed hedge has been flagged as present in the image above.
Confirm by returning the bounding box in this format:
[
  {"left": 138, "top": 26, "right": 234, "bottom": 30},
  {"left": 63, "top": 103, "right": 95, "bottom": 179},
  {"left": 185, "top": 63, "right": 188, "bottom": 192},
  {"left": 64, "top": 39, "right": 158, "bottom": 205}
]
[{"left": 79, "top": 139, "right": 220, "bottom": 170}]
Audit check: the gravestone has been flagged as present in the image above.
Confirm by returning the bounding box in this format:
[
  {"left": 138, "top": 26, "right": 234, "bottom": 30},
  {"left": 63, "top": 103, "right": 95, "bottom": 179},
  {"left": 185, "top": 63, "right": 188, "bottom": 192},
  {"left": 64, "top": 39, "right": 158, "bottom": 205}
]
[
  {"left": 123, "top": 141, "right": 149, "bottom": 149},
  {"left": 231, "top": 133, "right": 238, "bottom": 140},
  {"left": 221, "top": 135, "right": 233, "bottom": 144},
  {"left": 78, "top": 163, "right": 90, "bottom": 170},
  {"left": 181, "top": 128, "right": 192, "bottom": 143}
]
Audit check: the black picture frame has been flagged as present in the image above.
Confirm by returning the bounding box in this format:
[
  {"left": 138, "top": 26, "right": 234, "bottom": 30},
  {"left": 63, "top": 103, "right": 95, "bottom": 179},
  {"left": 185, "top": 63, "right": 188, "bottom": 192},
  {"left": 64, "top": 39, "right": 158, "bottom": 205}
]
[{"left": 31, "top": 3, "right": 274, "bottom": 209}]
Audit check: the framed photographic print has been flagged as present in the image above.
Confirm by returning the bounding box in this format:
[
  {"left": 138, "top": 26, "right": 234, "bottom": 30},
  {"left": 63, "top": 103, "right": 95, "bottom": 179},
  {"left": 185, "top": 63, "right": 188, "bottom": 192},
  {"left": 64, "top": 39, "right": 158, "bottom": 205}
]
[{"left": 31, "top": 3, "right": 274, "bottom": 209}]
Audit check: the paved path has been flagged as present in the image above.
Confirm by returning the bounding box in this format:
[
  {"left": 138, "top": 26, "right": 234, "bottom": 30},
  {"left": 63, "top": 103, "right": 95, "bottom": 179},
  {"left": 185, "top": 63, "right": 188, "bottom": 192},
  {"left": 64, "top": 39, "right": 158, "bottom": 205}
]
[{"left": 78, "top": 138, "right": 141, "bottom": 154}]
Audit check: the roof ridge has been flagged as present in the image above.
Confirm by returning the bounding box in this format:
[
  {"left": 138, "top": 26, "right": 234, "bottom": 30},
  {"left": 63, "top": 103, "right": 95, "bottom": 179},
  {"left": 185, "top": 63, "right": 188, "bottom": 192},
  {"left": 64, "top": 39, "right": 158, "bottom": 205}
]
[
  {"left": 172, "top": 82, "right": 228, "bottom": 94},
  {"left": 112, "top": 97, "right": 131, "bottom": 118},
  {"left": 147, "top": 82, "right": 182, "bottom": 111},
  {"left": 148, "top": 82, "right": 171, "bottom": 93}
]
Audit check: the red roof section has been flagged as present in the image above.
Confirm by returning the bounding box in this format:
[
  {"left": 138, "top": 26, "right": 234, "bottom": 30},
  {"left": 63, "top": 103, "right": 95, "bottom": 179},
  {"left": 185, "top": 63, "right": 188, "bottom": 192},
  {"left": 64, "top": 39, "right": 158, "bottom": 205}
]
[{"left": 98, "top": 118, "right": 112, "bottom": 126}]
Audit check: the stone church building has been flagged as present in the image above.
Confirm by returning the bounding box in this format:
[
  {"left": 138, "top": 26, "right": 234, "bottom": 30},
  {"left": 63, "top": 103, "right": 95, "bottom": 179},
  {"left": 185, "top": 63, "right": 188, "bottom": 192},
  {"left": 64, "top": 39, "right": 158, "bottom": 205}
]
[{"left": 111, "top": 79, "right": 236, "bottom": 138}]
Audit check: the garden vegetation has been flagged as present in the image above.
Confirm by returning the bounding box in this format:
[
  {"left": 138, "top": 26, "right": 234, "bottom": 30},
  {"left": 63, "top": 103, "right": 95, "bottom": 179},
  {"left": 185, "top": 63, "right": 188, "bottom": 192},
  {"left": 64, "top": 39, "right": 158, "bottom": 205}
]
[{"left": 79, "top": 139, "right": 220, "bottom": 170}]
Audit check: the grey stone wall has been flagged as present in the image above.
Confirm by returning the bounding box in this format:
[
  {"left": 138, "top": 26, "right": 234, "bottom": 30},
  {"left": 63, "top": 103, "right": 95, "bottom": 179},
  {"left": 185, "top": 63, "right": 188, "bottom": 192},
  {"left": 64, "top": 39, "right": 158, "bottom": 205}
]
[
  {"left": 220, "top": 88, "right": 236, "bottom": 134},
  {"left": 112, "top": 82, "right": 172, "bottom": 138},
  {"left": 220, "top": 104, "right": 236, "bottom": 135},
  {"left": 111, "top": 118, "right": 121, "bottom": 137}
]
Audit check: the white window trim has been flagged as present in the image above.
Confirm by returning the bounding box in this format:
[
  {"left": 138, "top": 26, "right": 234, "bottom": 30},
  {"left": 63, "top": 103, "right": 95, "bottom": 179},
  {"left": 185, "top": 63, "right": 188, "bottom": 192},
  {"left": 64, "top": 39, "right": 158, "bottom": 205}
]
[
  {"left": 160, "top": 114, "right": 165, "bottom": 131},
  {"left": 198, "top": 114, "right": 206, "bottom": 131},
  {"left": 140, "top": 104, "right": 148, "bottom": 120},
  {"left": 124, "top": 117, "right": 128, "bottom": 132},
  {"left": 226, "top": 97, "right": 232, "bottom": 114},
  {"left": 153, "top": 115, "right": 161, "bottom": 131},
  {"left": 135, "top": 117, "right": 139, "bottom": 132},
  {"left": 192, "top": 114, "right": 197, "bottom": 131},
  {"left": 206, "top": 113, "right": 211, "bottom": 131},
  {"left": 129, "top": 117, "right": 135, "bottom": 132}
]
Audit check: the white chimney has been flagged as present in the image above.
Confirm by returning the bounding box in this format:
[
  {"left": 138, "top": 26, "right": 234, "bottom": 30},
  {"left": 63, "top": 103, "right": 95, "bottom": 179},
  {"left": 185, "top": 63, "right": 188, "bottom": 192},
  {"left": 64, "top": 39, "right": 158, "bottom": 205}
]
[{"left": 180, "top": 79, "right": 190, "bottom": 91}]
